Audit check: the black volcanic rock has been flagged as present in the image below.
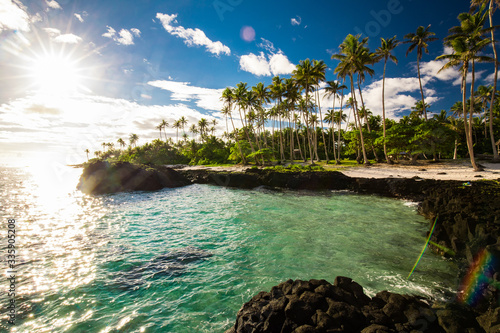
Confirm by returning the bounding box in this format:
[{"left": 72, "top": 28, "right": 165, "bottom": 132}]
[
  {"left": 77, "top": 161, "right": 190, "bottom": 194},
  {"left": 224, "top": 278, "right": 482, "bottom": 333}
]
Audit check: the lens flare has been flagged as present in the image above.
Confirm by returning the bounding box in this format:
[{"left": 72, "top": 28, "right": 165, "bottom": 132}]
[{"left": 457, "top": 248, "right": 497, "bottom": 306}]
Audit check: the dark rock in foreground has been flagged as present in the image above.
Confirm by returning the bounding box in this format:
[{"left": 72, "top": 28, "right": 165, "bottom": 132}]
[
  {"left": 77, "top": 161, "right": 190, "bottom": 194},
  {"left": 225, "top": 277, "right": 490, "bottom": 333}
]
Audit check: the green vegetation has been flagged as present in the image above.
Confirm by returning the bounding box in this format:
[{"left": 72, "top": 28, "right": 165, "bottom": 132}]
[{"left": 87, "top": 2, "right": 499, "bottom": 169}]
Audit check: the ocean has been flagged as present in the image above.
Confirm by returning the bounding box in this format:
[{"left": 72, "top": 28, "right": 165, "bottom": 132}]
[{"left": 0, "top": 164, "right": 457, "bottom": 332}]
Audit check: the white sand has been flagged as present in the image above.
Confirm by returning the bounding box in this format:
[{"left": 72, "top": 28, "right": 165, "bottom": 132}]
[
  {"left": 174, "top": 160, "right": 500, "bottom": 181},
  {"left": 340, "top": 161, "right": 500, "bottom": 181}
]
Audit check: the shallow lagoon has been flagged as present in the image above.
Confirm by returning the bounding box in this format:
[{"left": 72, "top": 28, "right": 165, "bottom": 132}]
[{"left": 0, "top": 166, "right": 456, "bottom": 332}]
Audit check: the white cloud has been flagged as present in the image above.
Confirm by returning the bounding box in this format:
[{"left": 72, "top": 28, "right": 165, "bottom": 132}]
[
  {"left": 291, "top": 16, "right": 301, "bottom": 26},
  {"left": 239, "top": 51, "right": 295, "bottom": 77},
  {"left": 485, "top": 72, "right": 496, "bottom": 84},
  {"left": 156, "top": 12, "right": 231, "bottom": 56},
  {"left": 102, "top": 26, "right": 116, "bottom": 38},
  {"left": 269, "top": 52, "right": 295, "bottom": 75},
  {"left": 420, "top": 59, "right": 461, "bottom": 84},
  {"left": 45, "top": 0, "right": 61, "bottom": 10},
  {"left": 0, "top": 0, "right": 31, "bottom": 33},
  {"left": 148, "top": 80, "right": 224, "bottom": 111},
  {"left": 131, "top": 28, "right": 141, "bottom": 37},
  {"left": 102, "top": 26, "right": 140, "bottom": 45},
  {"left": 44, "top": 28, "right": 82, "bottom": 44},
  {"left": 54, "top": 34, "right": 82, "bottom": 44},
  {"left": 0, "top": 92, "right": 218, "bottom": 160},
  {"left": 360, "top": 77, "right": 441, "bottom": 119},
  {"left": 257, "top": 38, "right": 276, "bottom": 53},
  {"left": 31, "top": 12, "right": 42, "bottom": 23},
  {"left": 74, "top": 13, "right": 84, "bottom": 23},
  {"left": 239, "top": 52, "right": 271, "bottom": 76},
  {"left": 117, "top": 29, "right": 134, "bottom": 45},
  {"left": 44, "top": 27, "right": 60, "bottom": 37}
]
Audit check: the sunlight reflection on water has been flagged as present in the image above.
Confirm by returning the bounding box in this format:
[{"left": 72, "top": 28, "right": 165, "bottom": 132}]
[{"left": 0, "top": 165, "right": 457, "bottom": 333}]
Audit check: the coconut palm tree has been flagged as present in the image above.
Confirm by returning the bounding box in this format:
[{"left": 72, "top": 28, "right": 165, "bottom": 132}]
[
  {"left": 117, "top": 138, "right": 126, "bottom": 150},
  {"left": 84, "top": 149, "right": 90, "bottom": 161},
  {"left": 221, "top": 87, "right": 247, "bottom": 163},
  {"left": 375, "top": 36, "right": 400, "bottom": 163},
  {"left": 180, "top": 116, "right": 188, "bottom": 136},
  {"left": 156, "top": 124, "right": 163, "bottom": 140},
  {"left": 312, "top": 59, "right": 329, "bottom": 162},
  {"left": 404, "top": 25, "right": 438, "bottom": 120},
  {"left": 129, "top": 134, "right": 139, "bottom": 148},
  {"left": 198, "top": 118, "right": 208, "bottom": 142},
  {"left": 269, "top": 76, "right": 286, "bottom": 161},
  {"left": 477, "top": 85, "right": 494, "bottom": 138},
  {"left": 437, "top": 8, "right": 493, "bottom": 171},
  {"left": 211, "top": 119, "right": 218, "bottom": 136},
  {"left": 160, "top": 120, "right": 169, "bottom": 142},
  {"left": 293, "top": 59, "right": 317, "bottom": 163},
  {"left": 471, "top": 0, "right": 500, "bottom": 160},
  {"left": 332, "top": 34, "right": 370, "bottom": 165},
  {"left": 173, "top": 120, "right": 182, "bottom": 143},
  {"left": 447, "top": 115, "right": 464, "bottom": 159},
  {"left": 410, "top": 101, "right": 430, "bottom": 119},
  {"left": 234, "top": 82, "right": 257, "bottom": 155},
  {"left": 189, "top": 124, "right": 199, "bottom": 143},
  {"left": 324, "top": 80, "right": 347, "bottom": 161}
]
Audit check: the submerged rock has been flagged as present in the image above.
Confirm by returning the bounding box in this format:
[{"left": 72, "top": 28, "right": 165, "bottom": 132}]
[
  {"left": 112, "top": 246, "right": 212, "bottom": 289},
  {"left": 225, "top": 277, "right": 485, "bottom": 333}
]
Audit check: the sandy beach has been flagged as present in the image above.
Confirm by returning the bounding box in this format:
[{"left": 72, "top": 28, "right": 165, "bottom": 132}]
[{"left": 178, "top": 160, "right": 500, "bottom": 181}]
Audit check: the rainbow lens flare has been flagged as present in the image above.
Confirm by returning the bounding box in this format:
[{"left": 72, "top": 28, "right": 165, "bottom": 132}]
[{"left": 457, "top": 248, "right": 497, "bottom": 306}]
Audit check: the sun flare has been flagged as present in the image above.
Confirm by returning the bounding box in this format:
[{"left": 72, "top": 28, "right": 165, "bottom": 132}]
[{"left": 30, "top": 53, "right": 82, "bottom": 95}]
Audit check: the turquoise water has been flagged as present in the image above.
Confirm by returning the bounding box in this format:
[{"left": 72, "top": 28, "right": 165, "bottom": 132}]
[{"left": 0, "top": 165, "right": 457, "bottom": 332}]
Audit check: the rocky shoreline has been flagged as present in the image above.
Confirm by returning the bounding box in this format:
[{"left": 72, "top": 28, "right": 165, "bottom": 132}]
[{"left": 78, "top": 161, "right": 500, "bottom": 332}]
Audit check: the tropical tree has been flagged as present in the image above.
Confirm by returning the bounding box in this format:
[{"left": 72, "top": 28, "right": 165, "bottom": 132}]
[
  {"left": 189, "top": 124, "right": 199, "bottom": 143},
  {"left": 410, "top": 101, "right": 430, "bottom": 120},
  {"left": 198, "top": 118, "right": 208, "bottom": 142},
  {"left": 324, "top": 80, "right": 347, "bottom": 161},
  {"left": 332, "top": 34, "right": 370, "bottom": 165},
  {"left": 84, "top": 148, "right": 90, "bottom": 161},
  {"left": 293, "top": 60, "right": 318, "bottom": 163},
  {"left": 117, "top": 138, "right": 126, "bottom": 150},
  {"left": 404, "top": 25, "right": 438, "bottom": 120},
  {"left": 471, "top": 0, "right": 500, "bottom": 160},
  {"left": 156, "top": 123, "right": 163, "bottom": 140},
  {"left": 437, "top": 6, "right": 493, "bottom": 171},
  {"left": 160, "top": 120, "right": 169, "bottom": 142},
  {"left": 375, "top": 36, "right": 399, "bottom": 163},
  {"left": 129, "top": 133, "right": 139, "bottom": 148},
  {"left": 180, "top": 116, "right": 188, "bottom": 136},
  {"left": 221, "top": 87, "right": 247, "bottom": 163},
  {"left": 312, "top": 60, "right": 329, "bottom": 162},
  {"left": 173, "top": 120, "right": 182, "bottom": 143}
]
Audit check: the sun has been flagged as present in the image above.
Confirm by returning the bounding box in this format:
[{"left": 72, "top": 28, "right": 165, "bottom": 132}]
[{"left": 29, "top": 53, "right": 82, "bottom": 95}]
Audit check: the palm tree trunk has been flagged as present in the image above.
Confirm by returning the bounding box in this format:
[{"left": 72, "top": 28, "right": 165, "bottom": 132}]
[
  {"left": 382, "top": 58, "right": 390, "bottom": 163},
  {"left": 357, "top": 78, "right": 379, "bottom": 162},
  {"left": 453, "top": 139, "right": 458, "bottom": 159},
  {"left": 350, "top": 75, "right": 369, "bottom": 165},
  {"left": 289, "top": 113, "right": 295, "bottom": 162},
  {"left": 316, "top": 89, "right": 329, "bottom": 162},
  {"left": 417, "top": 56, "right": 427, "bottom": 120},
  {"left": 295, "top": 124, "right": 305, "bottom": 161},
  {"left": 469, "top": 60, "right": 482, "bottom": 171},
  {"left": 462, "top": 63, "right": 481, "bottom": 171},
  {"left": 229, "top": 113, "right": 246, "bottom": 164},
  {"left": 337, "top": 88, "right": 345, "bottom": 163},
  {"left": 489, "top": 0, "right": 499, "bottom": 161}
]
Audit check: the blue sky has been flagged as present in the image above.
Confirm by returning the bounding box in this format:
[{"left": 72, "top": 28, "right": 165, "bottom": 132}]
[{"left": 0, "top": 0, "right": 495, "bottom": 164}]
